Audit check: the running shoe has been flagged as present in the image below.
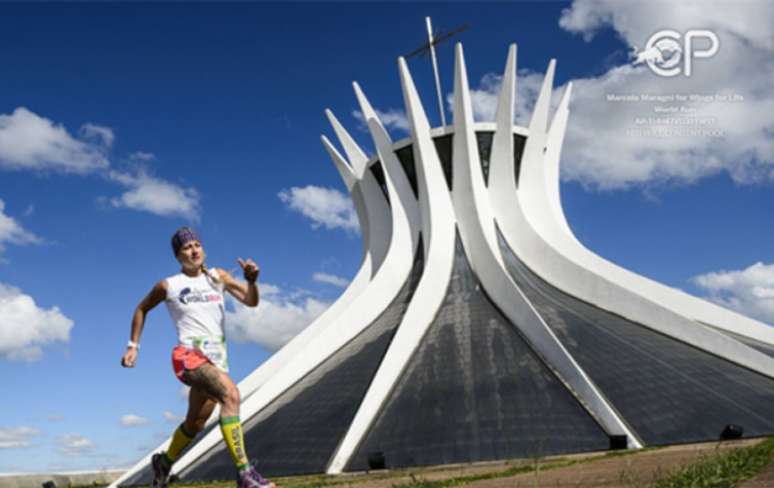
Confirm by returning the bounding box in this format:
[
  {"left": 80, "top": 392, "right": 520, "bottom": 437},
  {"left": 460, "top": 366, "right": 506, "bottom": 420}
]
[
  {"left": 238, "top": 464, "right": 276, "bottom": 488},
  {"left": 151, "top": 452, "right": 172, "bottom": 488}
]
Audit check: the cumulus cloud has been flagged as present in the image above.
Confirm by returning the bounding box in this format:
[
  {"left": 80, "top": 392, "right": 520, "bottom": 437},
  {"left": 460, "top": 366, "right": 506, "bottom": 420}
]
[
  {"left": 119, "top": 414, "right": 150, "bottom": 427},
  {"left": 57, "top": 434, "right": 94, "bottom": 456},
  {"left": 108, "top": 169, "right": 200, "bottom": 221},
  {"left": 163, "top": 411, "right": 184, "bottom": 424},
  {"left": 0, "top": 107, "right": 109, "bottom": 173},
  {"left": 79, "top": 123, "right": 115, "bottom": 149},
  {"left": 0, "top": 426, "right": 39, "bottom": 449},
  {"left": 552, "top": 0, "right": 774, "bottom": 189},
  {"left": 0, "top": 107, "right": 203, "bottom": 221},
  {"left": 0, "top": 199, "right": 41, "bottom": 255},
  {"left": 0, "top": 282, "right": 73, "bottom": 362},
  {"left": 225, "top": 282, "right": 330, "bottom": 351},
  {"left": 692, "top": 262, "right": 774, "bottom": 325},
  {"left": 312, "top": 272, "right": 350, "bottom": 288},
  {"left": 259, "top": 283, "right": 281, "bottom": 296},
  {"left": 353, "top": 107, "right": 410, "bottom": 133},
  {"left": 278, "top": 185, "right": 358, "bottom": 232}
]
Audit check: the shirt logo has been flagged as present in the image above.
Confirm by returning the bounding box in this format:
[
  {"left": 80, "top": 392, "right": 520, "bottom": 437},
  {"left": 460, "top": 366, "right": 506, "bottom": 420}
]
[{"left": 179, "top": 287, "right": 222, "bottom": 305}]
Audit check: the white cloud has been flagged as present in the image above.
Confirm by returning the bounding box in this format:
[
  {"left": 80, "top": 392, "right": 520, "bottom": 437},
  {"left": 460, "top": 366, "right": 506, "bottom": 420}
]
[
  {"left": 225, "top": 282, "right": 330, "bottom": 351},
  {"left": 0, "top": 426, "right": 39, "bottom": 449},
  {"left": 312, "top": 272, "right": 350, "bottom": 288},
  {"left": 178, "top": 385, "right": 190, "bottom": 400},
  {"left": 0, "top": 282, "right": 73, "bottom": 362},
  {"left": 692, "top": 262, "right": 774, "bottom": 325},
  {"left": 353, "top": 107, "right": 410, "bottom": 133},
  {"left": 447, "top": 69, "right": 547, "bottom": 126},
  {"left": 119, "top": 414, "right": 150, "bottom": 427},
  {"left": 79, "top": 123, "right": 115, "bottom": 149},
  {"left": 558, "top": 0, "right": 614, "bottom": 42},
  {"left": 278, "top": 185, "right": 358, "bottom": 232},
  {"left": 559, "top": 0, "right": 773, "bottom": 51},
  {"left": 163, "top": 411, "right": 184, "bottom": 424},
  {"left": 56, "top": 434, "right": 94, "bottom": 456},
  {"left": 0, "top": 107, "right": 203, "bottom": 220},
  {"left": 259, "top": 283, "right": 281, "bottom": 296},
  {"left": 552, "top": 0, "right": 774, "bottom": 189},
  {"left": 129, "top": 151, "right": 155, "bottom": 162},
  {"left": 108, "top": 169, "right": 200, "bottom": 221},
  {"left": 0, "top": 199, "right": 41, "bottom": 255},
  {"left": 0, "top": 107, "right": 109, "bottom": 173}
]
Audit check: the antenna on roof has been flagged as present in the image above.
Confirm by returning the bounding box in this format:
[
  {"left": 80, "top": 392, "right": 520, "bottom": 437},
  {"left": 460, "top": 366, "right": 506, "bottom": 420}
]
[{"left": 406, "top": 18, "right": 469, "bottom": 128}]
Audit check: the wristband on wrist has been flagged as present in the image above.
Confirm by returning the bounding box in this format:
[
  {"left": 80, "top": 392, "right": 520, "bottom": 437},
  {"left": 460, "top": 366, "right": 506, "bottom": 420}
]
[
  {"left": 127, "top": 340, "right": 140, "bottom": 350},
  {"left": 244, "top": 272, "right": 257, "bottom": 283}
]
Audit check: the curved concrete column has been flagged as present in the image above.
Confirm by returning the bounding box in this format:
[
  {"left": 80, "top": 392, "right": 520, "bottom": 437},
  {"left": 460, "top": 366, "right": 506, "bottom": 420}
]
[
  {"left": 327, "top": 56, "right": 459, "bottom": 474},
  {"left": 542, "top": 83, "right": 577, "bottom": 241},
  {"left": 325, "top": 110, "right": 392, "bottom": 270}
]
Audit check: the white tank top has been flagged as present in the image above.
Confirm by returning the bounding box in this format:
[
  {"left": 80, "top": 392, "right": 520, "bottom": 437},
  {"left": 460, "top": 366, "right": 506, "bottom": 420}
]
[{"left": 164, "top": 268, "right": 229, "bottom": 371}]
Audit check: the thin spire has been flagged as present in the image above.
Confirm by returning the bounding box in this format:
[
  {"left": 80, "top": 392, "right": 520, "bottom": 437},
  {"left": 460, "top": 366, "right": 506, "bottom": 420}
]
[
  {"left": 320, "top": 135, "right": 356, "bottom": 190},
  {"left": 325, "top": 109, "right": 368, "bottom": 178}
]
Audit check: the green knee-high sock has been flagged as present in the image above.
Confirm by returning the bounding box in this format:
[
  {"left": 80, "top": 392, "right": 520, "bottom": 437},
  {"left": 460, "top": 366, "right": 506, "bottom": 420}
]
[
  {"left": 165, "top": 423, "right": 195, "bottom": 465},
  {"left": 220, "top": 416, "right": 249, "bottom": 470}
]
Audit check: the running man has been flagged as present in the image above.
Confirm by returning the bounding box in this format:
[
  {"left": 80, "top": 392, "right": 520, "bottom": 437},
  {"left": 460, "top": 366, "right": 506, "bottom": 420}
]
[{"left": 121, "top": 227, "right": 276, "bottom": 488}]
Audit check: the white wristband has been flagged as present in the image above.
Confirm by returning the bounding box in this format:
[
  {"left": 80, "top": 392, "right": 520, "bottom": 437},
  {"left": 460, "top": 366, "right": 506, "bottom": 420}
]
[{"left": 127, "top": 340, "right": 140, "bottom": 350}]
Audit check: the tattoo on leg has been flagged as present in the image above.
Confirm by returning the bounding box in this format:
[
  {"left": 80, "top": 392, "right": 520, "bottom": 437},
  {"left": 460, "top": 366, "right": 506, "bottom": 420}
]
[{"left": 183, "top": 366, "right": 227, "bottom": 401}]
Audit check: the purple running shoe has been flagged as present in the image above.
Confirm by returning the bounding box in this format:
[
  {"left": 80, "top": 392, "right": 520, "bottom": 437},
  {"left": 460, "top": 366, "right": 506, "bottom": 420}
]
[{"left": 238, "top": 464, "right": 276, "bottom": 488}]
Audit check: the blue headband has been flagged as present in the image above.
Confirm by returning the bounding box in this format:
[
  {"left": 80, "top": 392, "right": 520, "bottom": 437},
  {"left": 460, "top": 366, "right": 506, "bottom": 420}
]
[{"left": 171, "top": 227, "right": 200, "bottom": 255}]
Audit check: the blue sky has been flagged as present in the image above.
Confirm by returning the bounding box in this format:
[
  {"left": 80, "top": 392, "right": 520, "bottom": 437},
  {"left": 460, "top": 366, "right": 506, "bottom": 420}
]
[{"left": 1, "top": 1, "right": 772, "bottom": 473}]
